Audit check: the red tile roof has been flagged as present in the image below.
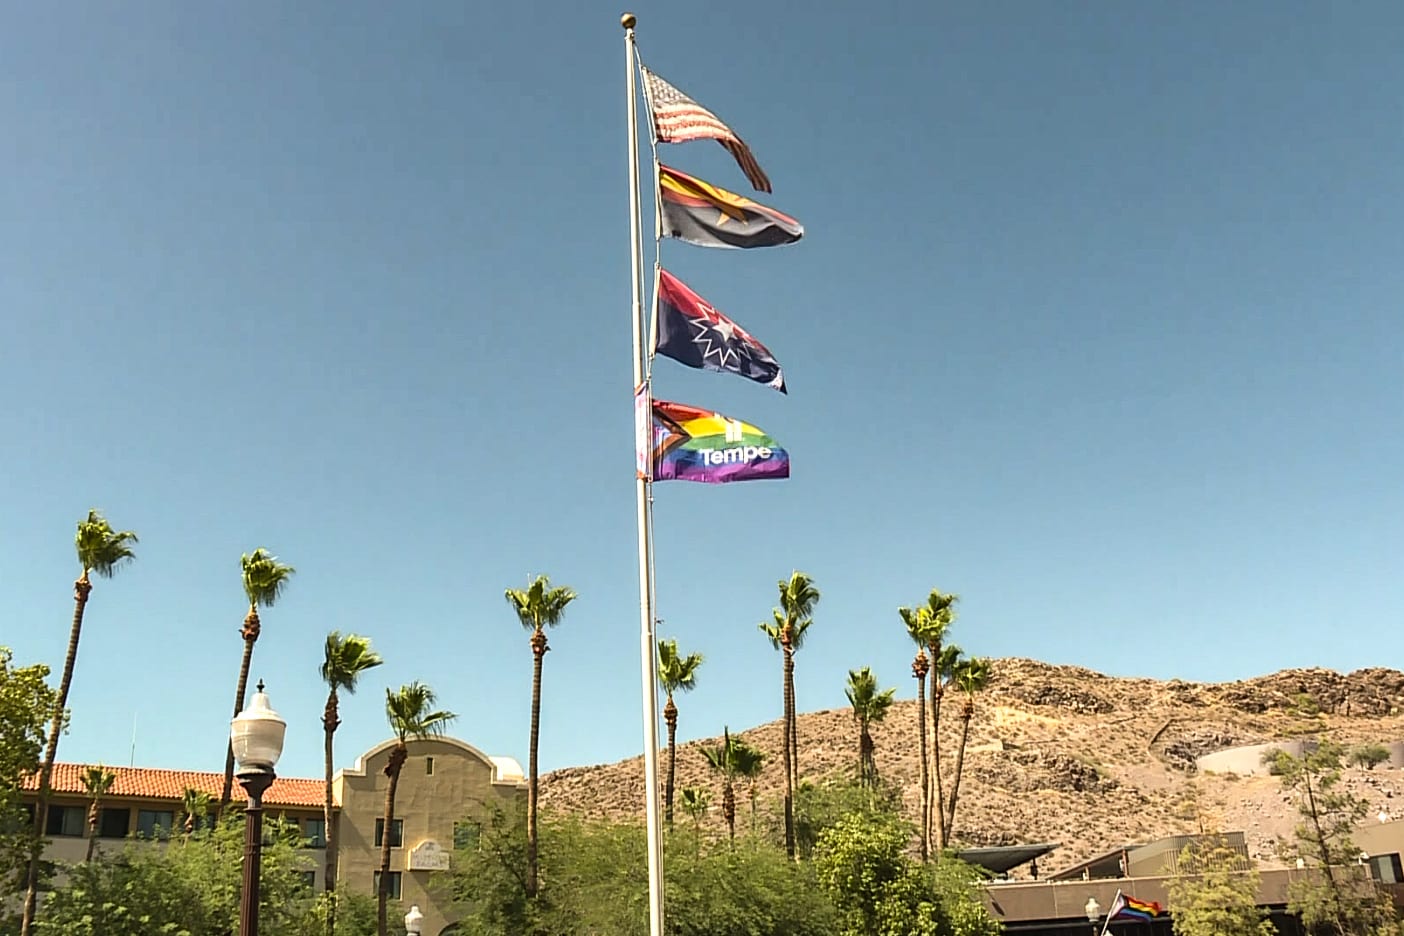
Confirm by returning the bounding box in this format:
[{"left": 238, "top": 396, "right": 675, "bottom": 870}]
[{"left": 23, "top": 763, "right": 329, "bottom": 810}]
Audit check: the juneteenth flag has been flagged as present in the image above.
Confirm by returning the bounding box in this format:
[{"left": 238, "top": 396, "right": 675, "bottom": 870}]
[
  {"left": 1107, "top": 890, "right": 1163, "bottom": 923},
  {"left": 640, "top": 67, "right": 771, "bottom": 193},
  {"left": 655, "top": 269, "right": 786, "bottom": 393},
  {"left": 659, "top": 165, "right": 803, "bottom": 250},
  {"left": 648, "top": 397, "right": 790, "bottom": 484}
]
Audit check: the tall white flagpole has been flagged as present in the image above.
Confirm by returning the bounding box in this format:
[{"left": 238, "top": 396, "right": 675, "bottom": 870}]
[{"left": 623, "top": 13, "right": 666, "bottom": 936}]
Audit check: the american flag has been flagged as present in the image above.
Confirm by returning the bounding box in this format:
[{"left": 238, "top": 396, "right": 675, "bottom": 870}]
[{"left": 640, "top": 67, "right": 772, "bottom": 194}]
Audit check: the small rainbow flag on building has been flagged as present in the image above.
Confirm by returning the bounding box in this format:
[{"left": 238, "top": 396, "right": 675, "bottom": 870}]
[
  {"left": 645, "top": 397, "right": 789, "bottom": 484},
  {"left": 1107, "top": 889, "right": 1163, "bottom": 923}
]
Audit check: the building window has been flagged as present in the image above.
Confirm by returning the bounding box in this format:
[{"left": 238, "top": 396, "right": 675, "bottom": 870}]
[
  {"left": 453, "top": 821, "right": 480, "bottom": 850},
  {"left": 136, "top": 810, "right": 174, "bottom": 839},
  {"left": 426, "top": 756, "right": 434, "bottom": 776},
  {"left": 1370, "top": 853, "right": 1403, "bottom": 884},
  {"left": 374, "top": 818, "right": 403, "bottom": 848},
  {"left": 46, "top": 805, "right": 85, "bottom": 837},
  {"left": 298, "top": 870, "right": 316, "bottom": 890},
  {"left": 99, "top": 808, "right": 130, "bottom": 839},
  {"left": 303, "top": 817, "right": 327, "bottom": 848},
  {"left": 374, "top": 871, "right": 402, "bottom": 899}
]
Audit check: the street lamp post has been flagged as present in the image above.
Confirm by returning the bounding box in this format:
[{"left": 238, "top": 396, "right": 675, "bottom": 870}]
[
  {"left": 231, "top": 680, "right": 286, "bottom": 936},
  {"left": 405, "top": 905, "right": 424, "bottom": 935},
  {"left": 1085, "top": 896, "right": 1102, "bottom": 936}
]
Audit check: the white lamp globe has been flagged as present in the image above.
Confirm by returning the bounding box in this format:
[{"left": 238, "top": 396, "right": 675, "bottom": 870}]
[{"left": 230, "top": 681, "right": 286, "bottom": 771}]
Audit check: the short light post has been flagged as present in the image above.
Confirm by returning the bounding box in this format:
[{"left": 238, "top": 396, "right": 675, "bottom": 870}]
[
  {"left": 1085, "top": 896, "right": 1102, "bottom": 936},
  {"left": 231, "top": 680, "right": 286, "bottom": 936},
  {"left": 404, "top": 905, "right": 424, "bottom": 935}
]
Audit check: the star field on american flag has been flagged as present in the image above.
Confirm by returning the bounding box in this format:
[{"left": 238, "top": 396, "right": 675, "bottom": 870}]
[{"left": 641, "top": 67, "right": 772, "bottom": 193}]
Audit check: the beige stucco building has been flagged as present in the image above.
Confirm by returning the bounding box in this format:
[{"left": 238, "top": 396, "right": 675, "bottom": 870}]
[{"left": 22, "top": 735, "right": 525, "bottom": 936}]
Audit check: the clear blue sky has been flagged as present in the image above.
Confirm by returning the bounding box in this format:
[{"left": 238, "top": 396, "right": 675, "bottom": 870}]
[{"left": 3, "top": 2, "right": 1401, "bottom": 782}]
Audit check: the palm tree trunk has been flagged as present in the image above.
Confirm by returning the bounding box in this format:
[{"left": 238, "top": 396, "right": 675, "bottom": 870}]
[
  {"left": 323, "top": 688, "right": 340, "bottom": 936},
  {"left": 20, "top": 572, "right": 92, "bottom": 936},
  {"left": 527, "top": 628, "right": 548, "bottom": 898},
  {"left": 723, "top": 779, "right": 736, "bottom": 842},
  {"left": 945, "top": 704, "right": 974, "bottom": 845},
  {"left": 377, "top": 745, "right": 406, "bottom": 936},
  {"left": 787, "top": 656, "right": 799, "bottom": 791},
  {"left": 780, "top": 640, "right": 795, "bottom": 858},
  {"left": 928, "top": 643, "right": 946, "bottom": 855},
  {"left": 85, "top": 801, "right": 98, "bottom": 863},
  {"left": 663, "top": 697, "right": 678, "bottom": 826},
  {"left": 913, "top": 659, "right": 929, "bottom": 861},
  {"left": 220, "top": 609, "right": 261, "bottom": 813},
  {"left": 860, "top": 724, "right": 875, "bottom": 789}
]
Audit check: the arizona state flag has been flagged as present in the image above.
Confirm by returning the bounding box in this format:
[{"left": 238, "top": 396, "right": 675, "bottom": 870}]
[
  {"left": 655, "top": 269, "right": 786, "bottom": 393},
  {"left": 659, "top": 165, "right": 803, "bottom": 250}
]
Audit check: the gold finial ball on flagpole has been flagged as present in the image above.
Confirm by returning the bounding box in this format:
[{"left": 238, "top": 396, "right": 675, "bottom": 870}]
[{"left": 621, "top": 12, "right": 637, "bottom": 29}]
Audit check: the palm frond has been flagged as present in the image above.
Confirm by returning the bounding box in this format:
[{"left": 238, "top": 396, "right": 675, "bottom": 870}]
[
  {"left": 75, "top": 510, "right": 138, "bottom": 578},
  {"left": 386, "top": 681, "right": 458, "bottom": 742},
  {"left": 657, "top": 639, "right": 703, "bottom": 695},
  {"left": 757, "top": 611, "right": 785, "bottom": 650},
  {"left": 845, "top": 667, "right": 897, "bottom": 723},
  {"left": 957, "top": 657, "right": 993, "bottom": 696},
  {"left": 241, "top": 549, "right": 295, "bottom": 608},
  {"left": 320, "top": 631, "right": 384, "bottom": 693},
  {"left": 505, "top": 574, "right": 577, "bottom": 632},
  {"left": 776, "top": 571, "right": 820, "bottom": 623},
  {"left": 80, "top": 765, "right": 116, "bottom": 797}
]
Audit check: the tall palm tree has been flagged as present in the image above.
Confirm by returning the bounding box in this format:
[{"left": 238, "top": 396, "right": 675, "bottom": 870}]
[
  {"left": 21, "top": 509, "right": 137, "bottom": 936},
  {"left": 219, "top": 549, "right": 295, "bottom": 813},
  {"left": 379, "top": 682, "right": 455, "bottom": 936},
  {"left": 80, "top": 765, "right": 116, "bottom": 862},
  {"left": 930, "top": 640, "right": 963, "bottom": 853},
  {"left": 757, "top": 570, "right": 819, "bottom": 859},
  {"left": 899, "top": 604, "right": 935, "bottom": 859},
  {"left": 915, "top": 589, "right": 957, "bottom": 854},
  {"left": 181, "top": 787, "right": 211, "bottom": 841},
  {"left": 701, "top": 728, "right": 744, "bottom": 842},
  {"left": 944, "top": 657, "right": 991, "bottom": 845},
  {"left": 729, "top": 738, "right": 766, "bottom": 833},
  {"left": 845, "top": 667, "right": 896, "bottom": 789},
  {"left": 504, "top": 574, "right": 576, "bottom": 898},
  {"left": 657, "top": 639, "right": 703, "bottom": 826},
  {"left": 320, "top": 632, "right": 384, "bottom": 935}
]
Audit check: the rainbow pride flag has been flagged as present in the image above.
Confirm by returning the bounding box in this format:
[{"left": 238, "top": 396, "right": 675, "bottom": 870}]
[
  {"left": 647, "top": 397, "right": 789, "bottom": 484},
  {"left": 1108, "top": 890, "right": 1163, "bottom": 922}
]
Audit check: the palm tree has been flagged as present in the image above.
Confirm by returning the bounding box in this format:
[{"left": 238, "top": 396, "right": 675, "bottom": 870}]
[
  {"left": 899, "top": 604, "right": 935, "bottom": 859},
  {"left": 730, "top": 739, "right": 766, "bottom": 833},
  {"left": 21, "top": 509, "right": 137, "bottom": 936},
  {"left": 845, "top": 667, "right": 896, "bottom": 789},
  {"left": 944, "top": 657, "right": 991, "bottom": 845},
  {"left": 679, "top": 786, "right": 710, "bottom": 858},
  {"left": 320, "top": 632, "right": 384, "bottom": 934},
  {"left": 504, "top": 574, "right": 576, "bottom": 899},
  {"left": 219, "top": 549, "right": 295, "bottom": 813},
  {"left": 80, "top": 765, "right": 116, "bottom": 862},
  {"left": 757, "top": 570, "right": 819, "bottom": 858},
  {"left": 913, "top": 589, "right": 957, "bottom": 854},
  {"left": 701, "top": 728, "right": 744, "bottom": 841},
  {"left": 379, "top": 682, "right": 455, "bottom": 936},
  {"left": 930, "top": 640, "right": 963, "bottom": 852},
  {"left": 181, "top": 787, "right": 211, "bottom": 841},
  {"left": 657, "top": 639, "right": 703, "bottom": 826}
]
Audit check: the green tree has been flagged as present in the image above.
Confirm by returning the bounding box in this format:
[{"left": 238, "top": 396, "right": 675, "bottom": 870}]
[
  {"left": 33, "top": 812, "right": 315, "bottom": 936},
  {"left": 79, "top": 765, "right": 115, "bottom": 862},
  {"left": 180, "top": 787, "right": 211, "bottom": 841},
  {"left": 814, "top": 811, "right": 999, "bottom": 936},
  {"left": 791, "top": 778, "right": 901, "bottom": 861},
  {"left": 379, "top": 682, "right": 455, "bottom": 936},
  {"left": 1, "top": 648, "right": 58, "bottom": 931},
  {"left": 21, "top": 511, "right": 137, "bottom": 936},
  {"left": 944, "top": 656, "right": 991, "bottom": 843},
  {"left": 1164, "top": 835, "right": 1275, "bottom": 936},
  {"left": 320, "top": 631, "right": 384, "bottom": 935},
  {"left": 219, "top": 548, "right": 295, "bottom": 814},
  {"left": 899, "top": 604, "right": 936, "bottom": 860},
  {"left": 680, "top": 787, "right": 710, "bottom": 843},
  {"left": 504, "top": 573, "right": 577, "bottom": 898},
  {"left": 657, "top": 638, "right": 703, "bottom": 826},
  {"left": 1268, "top": 742, "right": 1396, "bottom": 935},
  {"left": 1347, "top": 744, "right": 1390, "bottom": 771},
  {"left": 730, "top": 739, "right": 767, "bottom": 833},
  {"left": 758, "top": 571, "right": 819, "bottom": 858},
  {"left": 702, "top": 729, "right": 745, "bottom": 841},
  {"left": 844, "top": 668, "right": 895, "bottom": 789}
]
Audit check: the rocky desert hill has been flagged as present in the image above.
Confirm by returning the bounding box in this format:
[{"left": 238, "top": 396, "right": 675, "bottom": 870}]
[{"left": 541, "top": 659, "right": 1404, "bottom": 876}]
